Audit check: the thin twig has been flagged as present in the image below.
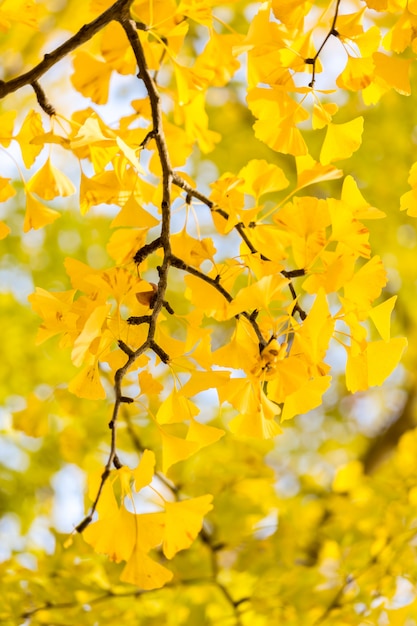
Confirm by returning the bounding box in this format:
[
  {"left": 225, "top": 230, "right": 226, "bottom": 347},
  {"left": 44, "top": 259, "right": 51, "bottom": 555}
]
[
  {"left": 172, "top": 174, "right": 307, "bottom": 320},
  {"left": 305, "top": 0, "right": 341, "bottom": 87},
  {"left": 31, "top": 80, "right": 56, "bottom": 116}
]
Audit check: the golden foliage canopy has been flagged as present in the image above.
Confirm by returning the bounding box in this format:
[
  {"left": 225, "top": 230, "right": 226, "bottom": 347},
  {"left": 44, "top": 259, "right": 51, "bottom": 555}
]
[{"left": 2, "top": 0, "right": 417, "bottom": 623}]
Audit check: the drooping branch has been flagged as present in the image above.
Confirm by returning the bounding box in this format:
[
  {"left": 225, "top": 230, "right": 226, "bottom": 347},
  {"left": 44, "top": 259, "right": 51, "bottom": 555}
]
[{"left": 76, "top": 12, "right": 178, "bottom": 532}]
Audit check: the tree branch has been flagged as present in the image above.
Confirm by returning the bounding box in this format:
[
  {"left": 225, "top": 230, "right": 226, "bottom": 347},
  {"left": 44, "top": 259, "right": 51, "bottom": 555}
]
[{"left": 77, "top": 14, "right": 176, "bottom": 531}]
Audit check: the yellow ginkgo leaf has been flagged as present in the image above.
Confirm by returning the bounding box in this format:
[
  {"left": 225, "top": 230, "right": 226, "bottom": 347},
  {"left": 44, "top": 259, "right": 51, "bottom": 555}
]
[
  {"left": 229, "top": 406, "right": 282, "bottom": 439},
  {"left": 0, "top": 220, "right": 10, "bottom": 239},
  {"left": 171, "top": 229, "right": 216, "bottom": 267},
  {"left": 135, "top": 512, "right": 166, "bottom": 552},
  {"left": 244, "top": 226, "right": 289, "bottom": 266},
  {"left": 133, "top": 450, "right": 156, "bottom": 493},
  {"left": 87, "top": 267, "right": 138, "bottom": 304},
  {"left": 400, "top": 188, "right": 417, "bottom": 217},
  {"left": 70, "top": 113, "right": 115, "bottom": 148},
  {"left": 320, "top": 116, "right": 364, "bottom": 164},
  {"left": 184, "top": 274, "right": 229, "bottom": 320},
  {"left": 154, "top": 325, "right": 186, "bottom": 361},
  {"left": 176, "top": 0, "right": 212, "bottom": 25},
  {"left": 226, "top": 274, "right": 288, "bottom": 319},
  {"left": 292, "top": 289, "right": 334, "bottom": 365},
  {"left": 159, "top": 427, "right": 200, "bottom": 474},
  {"left": 64, "top": 257, "right": 101, "bottom": 294},
  {"left": 368, "top": 296, "right": 397, "bottom": 342},
  {"left": 163, "top": 495, "right": 213, "bottom": 559},
  {"left": 345, "top": 347, "right": 369, "bottom": 393},
  {"left": 116, "top": 136, "right": 144, "bottom": 174},
  {"left": 367, "top": 337, "right": 407, "bottom": 387},
  {"left": 218, "top": 377, "right": 259, "bottom": 414},
  {"left": 281, "top": 375, "right": 332, "bottom": 422},
  {"left": 83, "top": 504, "right": 136, "bottom": 563},
  {"left": 373, "top": 51, "right": 411, "bottom": 95},
  {"left": 16, "top": 110, "right": 44, "bottom": 168},
  {"left": 295, "top": 154, "right": 343, "bottom": 191},
  {"left": 312, "top": 102, "right": 339, "bottom": 129},
  {"left": 111, "top": 194, "right": 158, "bottom": 228},
  {"left": 254, "top": 118, "right": 308, "bottom": 156},
  {"left": 178, "top": 370, "right": 230, "bottom": 397},
  {"left": 186, "top": 419, "right": 225, "bottom": 448},
  {"left": 0, "top": 0, "right": 39, "bottom": 31},
  {"left": 328, "top": 199, "right": 371, "bottom": 258},
  {"left": 100, "top": 21, "right": 136, "bottom": 75},
  {"left": 344, "top": 311, "right": 368, "bottom": 356},
  {"left": 213, "top": 320, "right": 259, "bottom": 373},
  {"left": 346, "top": 337, "right": 407, "bottom": 392},
  {"left": 138, "top": 370, "right": 163, "bottom": 397},
  {"left": 193, "top": 31, "right": 241, "bottom": 88},
  {"left": 106, "top": 228, "right": 147, "bottom": 265},
  {"left": 342, "top": 255, "right": 387, "bottom": 316},
  {"left": 0, "top": 176, "right": 15, "bottom": 202},
  {"left": 68, "top": 362, "right": 106, "bottom": 400},
  {"left": 113, "top": 469, "right": 133, "bottom": 506},
  {"left": 238, "top": 159, "right": 289, "bottom": 199},
  {"left": 341, "top": 175, "right": 385, "bottom": 219},
  {"left": 156, "top": 390, "right": 200, "bottom": 424},
  {"left": 80, "top": 170, "right": 120, "bottom": 215},
  {"left": 0, "top": 110, "right": 16, "bottom": 146},
  {"left": 71, "top": 303, "right": 111, "bottom": 367},
  {"left": 71, "top": 50, "right": 113, "bottom": 104},
  {"left": 336, "top": 55, "right": 374, "bottom": 92},
  {"left": 27, "top": 158, "right": 76, "bottom": 200},
  {"left": 120, "top": 546, "right": 173, "bottom": 590},
  {"left": 182, "top": 93, "right": 221, "bottom": 153},
  {"left": 28, "top": 287, "right": 77, "bottom": 344},
  {"left": 13, "top": 393, "right": 50, "bottom": 437},
  {"left": 267, "top": 355, "right": 310, "bottom": 404},
  {"left": 271, "top": 0, "right": 311, "bottom": 27},
  {"left": 23, "top": 193, "right": 60, "bottom": 232}
]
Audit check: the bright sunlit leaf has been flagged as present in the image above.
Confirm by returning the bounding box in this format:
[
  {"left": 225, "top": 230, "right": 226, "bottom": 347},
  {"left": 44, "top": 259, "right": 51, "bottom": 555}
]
[
  {"left": 0, "top": 220, "right": 10, "bottom": 238},
  {"left": 27, "top": 158, "right": 76, "bottom": 200},
  {"left": 68, "top": 362, "right": 106, "bottom": 399},
  {"left": 163, "top": 495, "right": 213, "bottom": 558},
  {"left": 23, "top": 193, "right": 60, "bottom": 232},
  {"left": 320, "top": 117, "right": 364, "bottom": 164},
  {"left": 71, "top": 50, "right": 113, "bottom": 104},
  {"left": 120, "top": 546, "right": 173, "bottom": 589},
  {"left": 159, "top": 427, "right": 200, "bottom": 473},
  {"left": 133, "top": 449, "right": 156, "bottom": 492}
]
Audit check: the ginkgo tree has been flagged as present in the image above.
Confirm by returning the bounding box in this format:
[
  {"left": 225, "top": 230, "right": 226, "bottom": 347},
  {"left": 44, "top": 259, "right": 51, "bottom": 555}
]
[{"left": 2, "top": 0, "right": 417, "bottom": 623}]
